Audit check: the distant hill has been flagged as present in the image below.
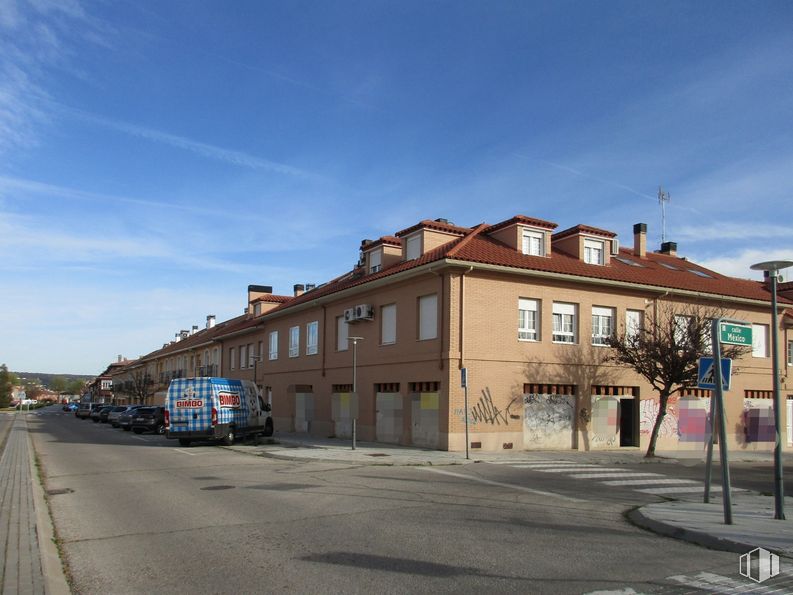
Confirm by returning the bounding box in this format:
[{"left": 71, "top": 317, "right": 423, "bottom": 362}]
[{"left": 14, "top": 372, "right": 93, "bottom": 389}]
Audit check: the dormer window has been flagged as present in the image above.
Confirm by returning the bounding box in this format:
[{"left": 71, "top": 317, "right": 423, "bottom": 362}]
[
  {"left": 369, "top": 250, "right": 382, "bottom": 274},
  {"left": 521, "top": 229, "right": 545, "bottom": 256},
  {"left": 584, "top": 239, "right": 604, "bottom": 265},
  {"left": 406, "top": 235, "right": 421, "bottom": 260}
]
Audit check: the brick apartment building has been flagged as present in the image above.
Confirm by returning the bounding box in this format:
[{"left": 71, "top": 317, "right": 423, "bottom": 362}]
[{"left": 108, "top": 215, "right": 793, "bottom": 453}]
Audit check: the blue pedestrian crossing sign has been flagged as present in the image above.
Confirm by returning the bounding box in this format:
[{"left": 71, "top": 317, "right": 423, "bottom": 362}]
[{"left": 697, "top": 357, "right": 732, "bottom": 390}]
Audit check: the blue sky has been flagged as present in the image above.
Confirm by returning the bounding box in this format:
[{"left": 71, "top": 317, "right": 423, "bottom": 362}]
[{"left": 1, "top": 0, "right": 792, "bottom": 375}]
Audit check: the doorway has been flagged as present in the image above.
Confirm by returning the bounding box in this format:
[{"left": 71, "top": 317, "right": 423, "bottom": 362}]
[{"left": 619, "top": 397, "right": 637, "bottom": 447}]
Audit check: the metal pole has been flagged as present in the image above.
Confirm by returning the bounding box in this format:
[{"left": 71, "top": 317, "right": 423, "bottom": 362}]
[
  {"left": 352, "top": 338, "right": 357, "bottom": 451},
  {"left": 711, "top": 320, "right": 733, "bottom": 525},
  {"left": 704, "top": 383, "right": 717, "bottom": 503},
  {"left": 464, "top": 384, "right": 469, "bottom": 460},
  {"left": 769, "top": 274, "right": 786, "bottom": 520}
]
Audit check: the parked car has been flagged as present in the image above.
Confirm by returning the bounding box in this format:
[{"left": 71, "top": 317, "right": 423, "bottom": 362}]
[
  {"left": 98, "top": 406, "right": 120, "bottom": 423},
  {"left": 90, "top": 405, "right": 109, "bottom": 423},
  {"left": 118, "top": 406, "right": 145, "bottom": 431},
  {"left": 62, "top": 403, "right": 78, "bottom": 412},
  {"left": 77, "top": 402, "right": 105, "bottom": 419},
  {"left": 108, "top": 406, "right": 135, "bottom": 428},
  {"left": 131, "top": 407, "right": 166, "bottom": 435}
]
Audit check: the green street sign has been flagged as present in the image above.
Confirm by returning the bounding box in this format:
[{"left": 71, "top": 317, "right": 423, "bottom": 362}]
[{"left": 719, "top": 322, "right": 752, "bottom": 346}]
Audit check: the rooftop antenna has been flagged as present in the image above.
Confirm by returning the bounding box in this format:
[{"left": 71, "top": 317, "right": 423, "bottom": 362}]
[{"left": 658, "top": 185, "right": 671, "bottom": 243}]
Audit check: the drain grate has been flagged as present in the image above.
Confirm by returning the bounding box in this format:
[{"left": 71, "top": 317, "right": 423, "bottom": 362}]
[
  {"left": 200, "top": 485, "right": 236, "bottom": 491},
  {"left": 46, "top": 488, "right": 74, "bottom": 496}
]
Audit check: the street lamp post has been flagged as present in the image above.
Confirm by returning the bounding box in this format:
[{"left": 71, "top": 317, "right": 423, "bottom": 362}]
[
  {"left": 750, "top": 259, "right": 793, "bottom": 521},
  {"left": 348, "top": 336, "right": 364, "bottom": 450}
]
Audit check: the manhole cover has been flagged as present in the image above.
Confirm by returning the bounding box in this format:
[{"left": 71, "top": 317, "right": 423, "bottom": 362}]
[
  {"left": 366, "top": 453, "right": 389, "bottom": 457},
  {"left": 46, "top": 488, "right": 74, "bottom": 496},
  {"left": 200, "top": 485, "right": 236, "bottom": 491}
]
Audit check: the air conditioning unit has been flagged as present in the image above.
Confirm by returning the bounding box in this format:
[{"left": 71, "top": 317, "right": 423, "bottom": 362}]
[
  {"left": 610, "top": 239, "right": 620, "bottom": 256},
  {"left": 344, "top": 308, "right": 355, "bottom": 322},
  {"left": 354, "top": 304, "right": 374, "bottom": 321}
]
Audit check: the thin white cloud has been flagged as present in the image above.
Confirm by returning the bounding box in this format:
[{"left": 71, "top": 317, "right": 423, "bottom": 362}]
[
  {"left": 695, "top": 248, "right": 793, "bottom": 281},
  {"left": 677, "top": 223, "right": 793, "bottom": 243},
  {"left": 57, "top": 105, "right": 322, "bottom": 179}
]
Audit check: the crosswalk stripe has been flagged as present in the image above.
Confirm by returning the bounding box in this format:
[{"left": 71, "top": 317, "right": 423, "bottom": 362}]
[
  {"left": 536, "top": 466, "right": 625, "bottom": 473},
  {"left": 510, "top": 462, "right": 596, "bottom": 467},
  {"left": 570, "top": 472, "right": 662, "bottom": 479},
  {"left": 603, "top": 478, "right": 699, "bottom": 486}
]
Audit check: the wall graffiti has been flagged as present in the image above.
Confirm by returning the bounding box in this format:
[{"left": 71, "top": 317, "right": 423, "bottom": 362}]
[
  {"left": 469, "top": 387, "right": 509, "bottom": 426},
  {"left": 639, "top": 397, "right": 679, "bottom": 438},
  {"left": 677, "top": 396, "right": 710, "bottom": 443},
  {"left": 523, "top": 393, "right": 575, "bottom": 449}
]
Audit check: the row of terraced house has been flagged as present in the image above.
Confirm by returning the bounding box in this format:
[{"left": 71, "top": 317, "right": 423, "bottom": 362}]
[{"left": 91, "top": 215, "right": 793, "bottom": 453}]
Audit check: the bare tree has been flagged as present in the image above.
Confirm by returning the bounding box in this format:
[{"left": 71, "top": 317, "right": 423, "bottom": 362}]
[
  {"left": 129, "top": 369, "right": 154, "bottom": 404},
  {"left": 607, "top": 303, "right": 746, "bottom": 457}
]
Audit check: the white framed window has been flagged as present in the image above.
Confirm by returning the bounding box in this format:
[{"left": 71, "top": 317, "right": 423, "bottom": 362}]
[
  {"left": 268, "top": 331, "right": 278, "bottom": 360},
  {"left": 406, "top": 234, "right": 421, "bottom": 260},
  {"left": 381, "top": 304, "right": 397, "bottom": 345},
  {"left": 289, "top": 326, "right": 300, "bottom": 357},
  {"left": 521, "top": 230, "right": 545, "bottom": 256},
  {"left": 674, "top": 315, "right": 692, "bottom": 347},
  {"left": 518, "top": 298, "right": 539, "bottom": 341},
  {"left": 418, "top": 294, "right": 438, "bottom": 340},
  {"left": 552, "top": 302, "right": 576, "bottom": 344},
  {"left": 584, "top": 239, "right": 604, "bottom": 265},
  {"left": 258, "top": 341, "right": 263, "bottom": 362},
  {"left": 788, "top": 340, "right": 793, "bottom": 366},
  {"left": 240, "top": 344, "right": 248, "bottom": 368},
  {"left": 752, "top": 324, "right": 768, "bottom": 358},
  {"left": 229, "top": 347, "right": 236, "bottom": 370},
  {"left": 369, "top": 250, "right": 382, "bottom": 274},
  {"left": 591, "top": 306, "right": 614, "bottom": 346},
  {"left": 626, "top": 309, "right": 643, "bottom": 339},
  {"left": 306, "top": 321, "right": 318, "bottom": 355},
  {"left": 337, "top": 316, "right": 349, "bottom": 351}
]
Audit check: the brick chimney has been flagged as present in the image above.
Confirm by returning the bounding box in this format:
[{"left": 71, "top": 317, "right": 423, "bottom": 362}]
[
  {"left": 659, "top": 241, "right": 677, "bottom": 257},
  {"left": 206, "top": 315, "right": 216, "bottom": 329},
  {"left": 294, "top": 284, "right": 305, "bottom": 297},
  {"left": 633, "top": 223, "right": 647, "bottom": 258}
]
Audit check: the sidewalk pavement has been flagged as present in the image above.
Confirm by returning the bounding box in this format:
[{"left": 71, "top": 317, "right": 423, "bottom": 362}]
[
  {"left": 0, "top": 414, "right": 69, "bottom": 595},
  {"left": 230, "top": 432, "right": 793, "bottom": 560}
]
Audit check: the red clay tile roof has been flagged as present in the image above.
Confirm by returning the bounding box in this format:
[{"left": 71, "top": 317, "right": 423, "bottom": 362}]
[
  {"left": 251, "top": 294, "right": 292, "bottom": 304},
  {"left": 553, "top": 224, "right": 617, "bottom": 239},
  {"left": 484, "top": 215, "right": 558, "bottom": 234},
  {"left": 363, "top": 236, "right": 402, "bottom": 250},
  {"left": 395, "top": 219, "right": 471, "bottom": 237}
]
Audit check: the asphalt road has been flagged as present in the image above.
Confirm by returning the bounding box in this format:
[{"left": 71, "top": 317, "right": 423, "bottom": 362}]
[{"left": 26, "top": 406, "right": 772, "bottom": 594}]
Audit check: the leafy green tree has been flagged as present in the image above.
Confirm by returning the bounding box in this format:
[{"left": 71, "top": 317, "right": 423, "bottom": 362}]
[
  {"left": 66, "top": 379, "right": 85, "bottom": 395},
  {"left": 50, "top": 376, "right": 68, "bottom": 392},
  {"left": 0, "top": 364, "right": 18, "bottom": 408},
  {"left": 607, "top": 303, "right": 746, "bottom": 457}
]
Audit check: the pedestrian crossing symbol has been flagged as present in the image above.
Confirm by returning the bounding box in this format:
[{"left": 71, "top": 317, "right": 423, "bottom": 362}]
[{"left": 697, "top": 357, "right": 732, "bottom": 390}]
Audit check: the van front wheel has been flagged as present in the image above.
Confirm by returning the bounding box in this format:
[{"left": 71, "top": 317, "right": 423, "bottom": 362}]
[
  {"left": 222, "top": 429, "right": 235, "bottom": 446},
  {"left": 264, "top": 418, "right": 274, "bottom": 437}
]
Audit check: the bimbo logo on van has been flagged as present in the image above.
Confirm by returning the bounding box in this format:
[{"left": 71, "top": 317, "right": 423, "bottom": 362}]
[
  {"left": 176, "top": 387, "right": 203, "bottom": 409},
  {"left": 218, "top": 391, "right": 241, "bottom": 408}
]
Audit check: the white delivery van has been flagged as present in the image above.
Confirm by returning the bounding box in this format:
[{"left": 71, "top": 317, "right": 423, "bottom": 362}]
[{"left": 164, "top": 377, "right": 272, "bottom": 447}]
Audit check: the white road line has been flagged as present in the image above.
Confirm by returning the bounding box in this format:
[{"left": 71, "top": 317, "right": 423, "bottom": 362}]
[
  {"left": 535, "top": 467, "right": 621, "bottom": 473},
  {"left": 569, "top": 472, "right": 662, "bottom": 479},
  {"left": 603, "top": 478, "right": 699, "bottom": 486},
  {"left": 131, "top": 435, "right": 150, "bottom": 442},
  {"left": 174, "top": 448, "right": 197, "bottom": 456},
  {"left": 637, "top": 486, "right": 723, "bottom": 495},
  {"left": 512, "top": 463, "right": 600, "bottom": 468},
  {"left": 418, "top": 467, "right": 585, "bottom": 503}
]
